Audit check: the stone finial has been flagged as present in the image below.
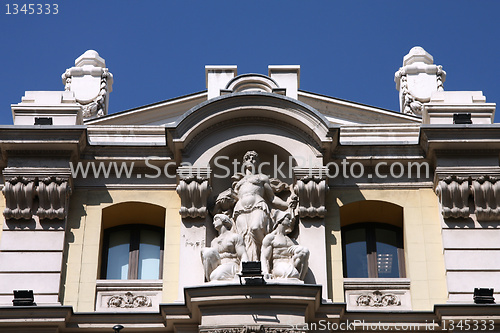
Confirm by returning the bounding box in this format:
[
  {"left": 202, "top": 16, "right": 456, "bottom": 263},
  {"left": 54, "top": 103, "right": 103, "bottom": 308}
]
[
  {"left": 61, "top": 50, "right": 113, "bottom": 120},
  {"left": 403, "top": 46, "right": 433, "bottom": 66},
  {"left": 75, "top": 50, "right": 106, "bottom": 67},
  {"left": 394, "top": 46, "right": 446, "bottom": 116}
]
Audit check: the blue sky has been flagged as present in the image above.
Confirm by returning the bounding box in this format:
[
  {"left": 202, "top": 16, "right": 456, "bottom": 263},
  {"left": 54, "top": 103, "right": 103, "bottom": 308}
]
[{"left": 1, "top": 1, "right": 499, "bottom": 124}]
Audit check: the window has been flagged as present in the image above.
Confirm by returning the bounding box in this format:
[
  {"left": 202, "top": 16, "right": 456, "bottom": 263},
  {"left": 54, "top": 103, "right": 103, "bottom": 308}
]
[
  {"left": 342, "top": 223, "right": 405, "bottom": 278},
  {"left": 100, "top": 225, "right": 164, "bottom": 280}
]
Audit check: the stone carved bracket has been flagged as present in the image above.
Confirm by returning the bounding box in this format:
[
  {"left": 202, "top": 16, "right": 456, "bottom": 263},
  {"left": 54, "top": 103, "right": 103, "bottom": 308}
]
[
  {"left": 2, "top": 171, "right": 72, "bottom": 221},
  {"left": 435, "top": 176, "right": 470, "bottom": 219},
  {"left": 176, "top": 167, "right": 212, "bottom": 219},
  {"left": 36, "top": 176, "right": 72, "bottom": 220},
  {"left": 471, "top": 176, "right": 500, "bottom": 221},
  {"left": 293, "top": 167, "right": 328, "bottom": 218},
  {"left": 3, "top": 176, "right": 35, "bottom": 220},
  {"left": 356, "top": 290, "right": 401, "bottom": 307},
  {"left": 107, "top": 292, "right": 152, "bottom": 308}
]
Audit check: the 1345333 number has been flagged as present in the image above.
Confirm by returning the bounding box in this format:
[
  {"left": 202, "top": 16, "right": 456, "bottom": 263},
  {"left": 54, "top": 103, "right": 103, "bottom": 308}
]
[{"left": 5, "top": 4, "right": 58, "bottom": 14}]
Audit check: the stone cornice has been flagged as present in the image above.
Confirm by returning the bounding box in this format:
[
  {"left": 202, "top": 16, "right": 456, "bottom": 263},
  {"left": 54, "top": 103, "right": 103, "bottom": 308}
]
[
  {"left": 0, "top": 126, "right": 87, "bottom": 160},
  {"left": 419, "top": 125, "right": 500, "bottom": 157}
]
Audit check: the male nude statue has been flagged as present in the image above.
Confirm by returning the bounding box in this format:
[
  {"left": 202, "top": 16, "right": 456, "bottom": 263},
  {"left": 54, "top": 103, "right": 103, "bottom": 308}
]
[
  {"left": 261, "top": 211, "right": 309, "bottom": 280},
  {"left": 201, "top": 214, "right": 248, "bottom": 282}
]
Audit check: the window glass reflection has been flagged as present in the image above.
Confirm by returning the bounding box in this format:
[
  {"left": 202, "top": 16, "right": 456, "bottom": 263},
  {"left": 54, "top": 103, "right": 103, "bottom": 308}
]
[
  {"left": 106, "top": 230, "right": 130, "bottom": 279},
  {"left": 138, "top": 229, "right": 162, "bottom": 279},
  {"left": 344, "top": 228, "right": 368, "bottom": 278}
]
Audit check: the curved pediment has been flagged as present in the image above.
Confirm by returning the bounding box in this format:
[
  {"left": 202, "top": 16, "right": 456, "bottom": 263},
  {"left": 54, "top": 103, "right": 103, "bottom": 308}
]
[{"left": 168, "top": 91, "right": 337, "bottom": 154}]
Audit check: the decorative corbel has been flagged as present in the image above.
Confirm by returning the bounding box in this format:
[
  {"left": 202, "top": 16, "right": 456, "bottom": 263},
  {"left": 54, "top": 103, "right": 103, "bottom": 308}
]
[
  {"left": 435, "top": 176, "right": 471, "bottom": 218},
  {"left": 293, "top": 167, "right": 328, "bottom": 218},
  {"left": 2, "top": 168, "right": 73, "bottom": 221},
  {"left": 471, "top": 175, "right": 500, "bottom": 221},
  {"left": 2, "top": 176, "right": 35, "bottom": 220},
  {"left": 176, "top": 167, "right": 212, "bottom": 218},
  {"left": 36, "top": 176, "right": 72, "bottom": 220}
]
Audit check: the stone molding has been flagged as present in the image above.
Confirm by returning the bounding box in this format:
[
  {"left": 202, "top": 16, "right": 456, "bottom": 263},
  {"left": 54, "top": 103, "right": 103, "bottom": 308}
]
[
  {"left": 2, "top": 169, "right": 72, "bottom": 221},
  {"left": 293, "top": 167, "right": 328, "bottom": 218},
  {"left": 176, "top": 167, "right": 212, "bottom": 218},
  {"left": 434, "top": 168, "right": 500, "bottom": 221}
]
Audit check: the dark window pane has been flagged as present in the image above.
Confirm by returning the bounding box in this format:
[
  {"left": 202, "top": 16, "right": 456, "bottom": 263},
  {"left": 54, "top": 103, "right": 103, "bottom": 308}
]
[
  {"left": 344, "top": 228, "right": 368, "bottom": 278},
  {"left": 138, "top": 229, "right": 162, "bottom": 279},
  {"left": 375, "top": 228, "right": 400, "bottom": 278},
  {"left": 106, "top": 230, "right": 130, "bottom": 279}
]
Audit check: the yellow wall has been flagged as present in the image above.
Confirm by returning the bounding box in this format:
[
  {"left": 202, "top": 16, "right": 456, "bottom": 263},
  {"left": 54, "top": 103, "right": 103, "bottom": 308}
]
[
  {"left": 61, "top": 189, "right": 181, "bottom": 312},
  {"left": 326, "top": 188, "right": 447, "bottom": 311}
]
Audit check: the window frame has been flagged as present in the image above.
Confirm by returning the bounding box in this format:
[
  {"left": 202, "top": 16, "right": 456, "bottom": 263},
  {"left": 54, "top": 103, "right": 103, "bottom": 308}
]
[
  {"left": 341, "top": 222, "right": 405, "bottom": 278},
  {"left": 100, "top": 224, "right": 164, "bottom": 280}
]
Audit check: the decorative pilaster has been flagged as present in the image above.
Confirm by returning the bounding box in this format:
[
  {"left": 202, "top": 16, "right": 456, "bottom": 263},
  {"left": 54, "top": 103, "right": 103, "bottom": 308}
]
[
  {"left": 292, "top": 167, "right": 328, "bottom": 218},
  {"left": 0, "top": 168, "right": 73, "bottom": 305},
  {"left": 176, "top": 167, "right": 212, "bottom": 301},
  {"left": 176, "top": 167, "right": 212, "bottom": 218},
  {"left": 435, "top": 176, "right": 470, "bottom": 219},
  {"left": 292, "top": 167, "right": 329, "bottom": 300},
  {"left": 471, "top": 176, "right": 500, "bottom": 221}
]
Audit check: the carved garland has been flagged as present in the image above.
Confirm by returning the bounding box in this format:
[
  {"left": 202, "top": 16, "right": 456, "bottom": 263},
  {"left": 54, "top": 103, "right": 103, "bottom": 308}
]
[
  {"left": 356, "top": 290, "right": 401, "bottom": 307},
  {"left": 107, "top": 292, "right": 152, "bottom": 308},
  {"left": 3, "top": 176, "right": 71, "bottom": 220}
]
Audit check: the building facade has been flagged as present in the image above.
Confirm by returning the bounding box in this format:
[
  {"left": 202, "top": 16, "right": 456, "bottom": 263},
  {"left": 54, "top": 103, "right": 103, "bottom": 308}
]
[{"left": 0, "top": 47, "right": 499, "bottom": 332}]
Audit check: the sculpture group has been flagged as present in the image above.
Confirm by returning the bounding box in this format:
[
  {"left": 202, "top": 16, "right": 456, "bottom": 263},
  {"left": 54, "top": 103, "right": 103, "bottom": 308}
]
[{"left": 201, "top": 151, "right": 309, "bottom": 282}]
